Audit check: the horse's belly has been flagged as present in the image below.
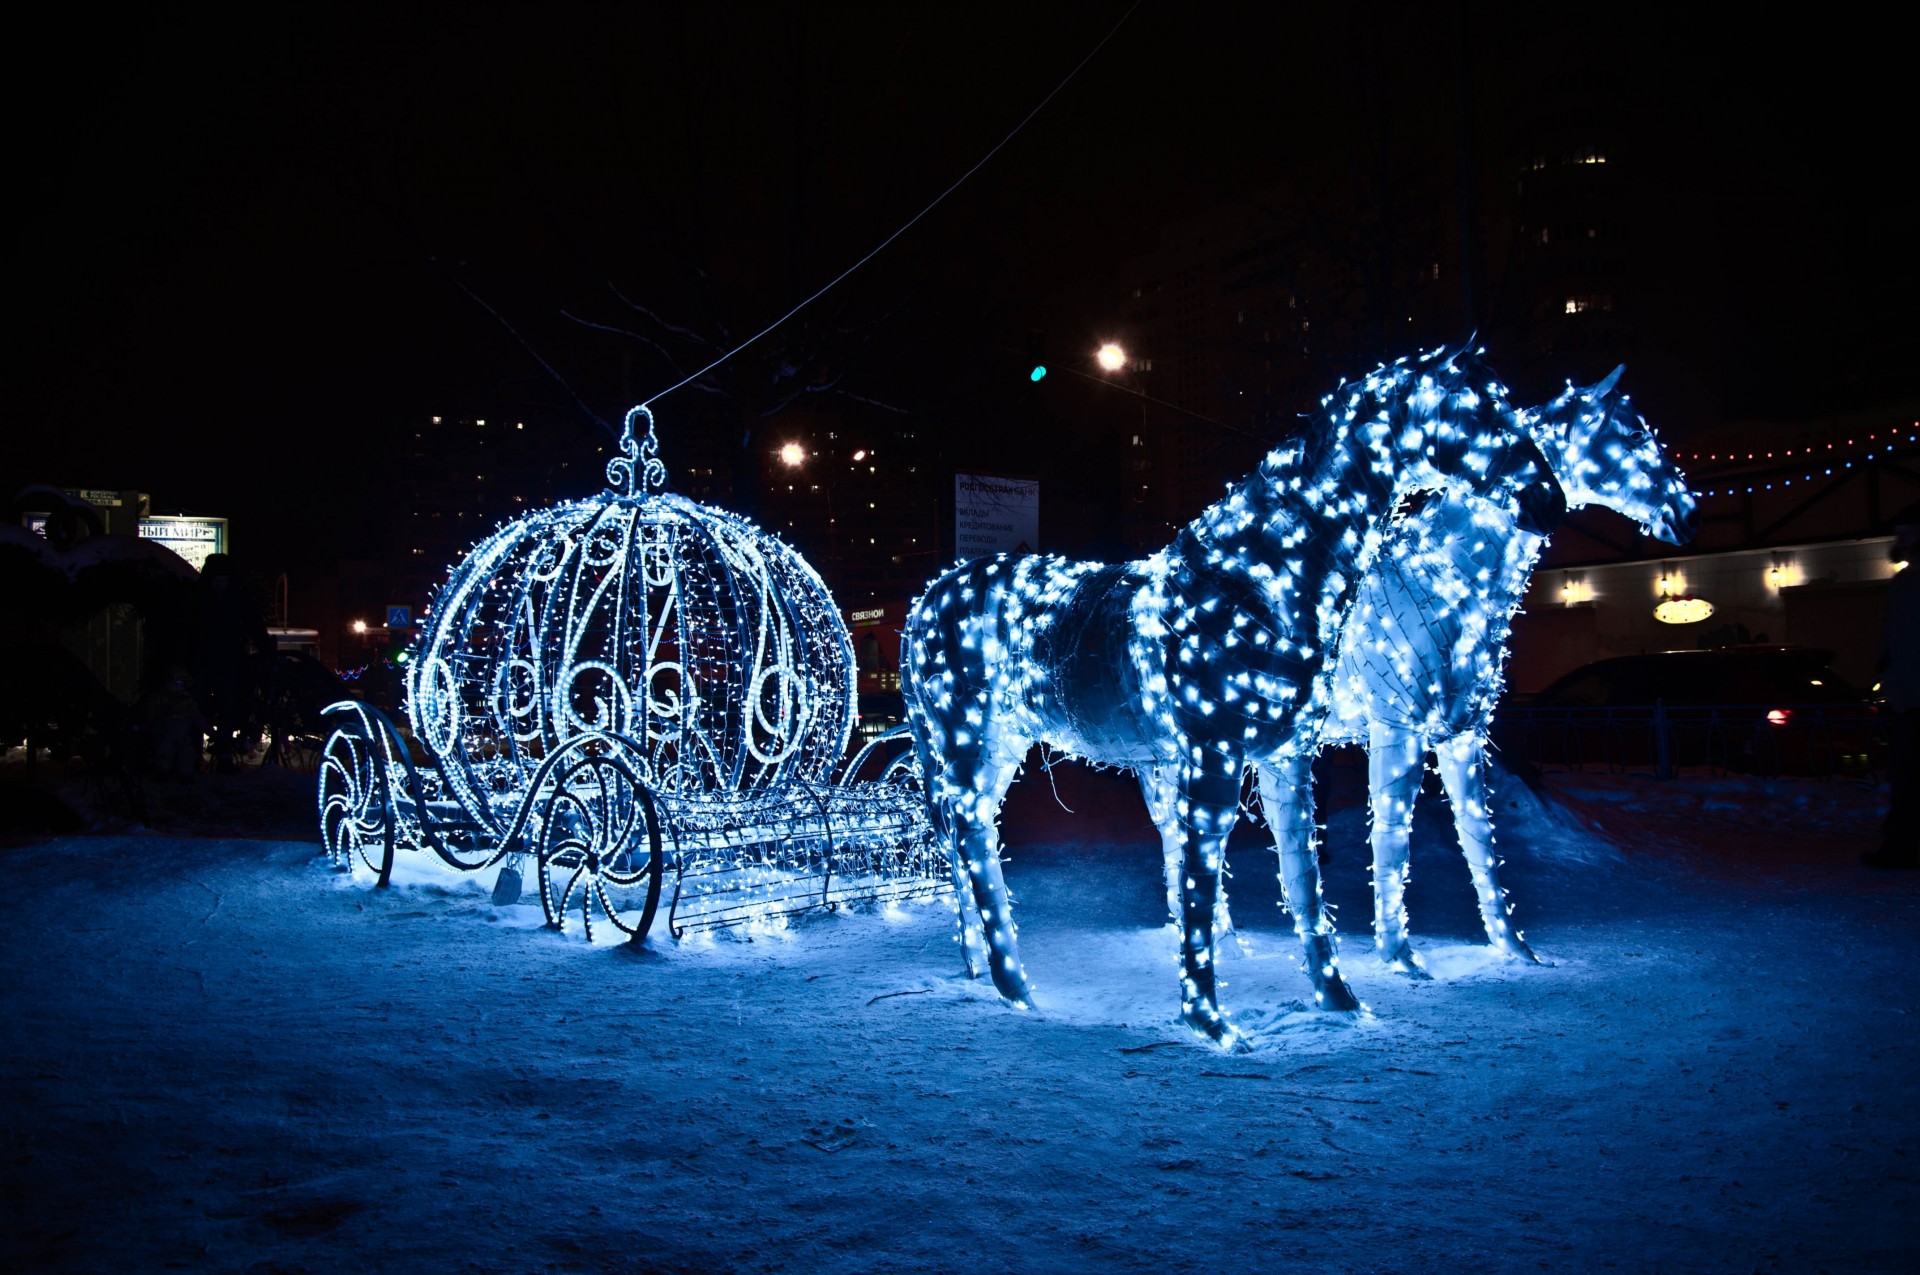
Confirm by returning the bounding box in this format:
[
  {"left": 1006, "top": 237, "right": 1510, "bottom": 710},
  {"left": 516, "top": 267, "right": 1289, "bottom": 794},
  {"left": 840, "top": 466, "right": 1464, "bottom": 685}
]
[{"left": 1028, "top": 565, "right": 1155, "bottom": 764}]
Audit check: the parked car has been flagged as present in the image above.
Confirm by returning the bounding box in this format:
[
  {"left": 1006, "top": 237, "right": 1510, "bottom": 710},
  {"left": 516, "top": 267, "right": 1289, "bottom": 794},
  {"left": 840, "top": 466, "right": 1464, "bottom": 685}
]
[{"left": 1497, "top": 646, "right": 1879, "bottom": 776}]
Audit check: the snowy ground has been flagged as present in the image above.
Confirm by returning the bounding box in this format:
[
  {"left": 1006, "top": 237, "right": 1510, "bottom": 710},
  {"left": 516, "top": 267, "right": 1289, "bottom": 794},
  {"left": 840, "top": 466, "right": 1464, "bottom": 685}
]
[{"left": 2, "top": 754, "right": 1915, "bottom": 1273}]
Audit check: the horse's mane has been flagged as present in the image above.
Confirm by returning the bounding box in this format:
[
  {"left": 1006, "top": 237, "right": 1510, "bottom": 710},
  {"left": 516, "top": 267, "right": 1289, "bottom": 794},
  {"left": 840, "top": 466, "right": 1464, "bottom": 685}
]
[{"left": 1196, "top": 344, "right": 1511, "bottom": 537}]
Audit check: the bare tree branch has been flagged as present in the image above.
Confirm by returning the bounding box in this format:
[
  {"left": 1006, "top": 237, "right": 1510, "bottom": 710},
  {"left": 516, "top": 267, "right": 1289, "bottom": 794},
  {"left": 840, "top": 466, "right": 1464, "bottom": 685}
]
[{"left": 606, "top": 281, "right": 726, "bottom": 351}]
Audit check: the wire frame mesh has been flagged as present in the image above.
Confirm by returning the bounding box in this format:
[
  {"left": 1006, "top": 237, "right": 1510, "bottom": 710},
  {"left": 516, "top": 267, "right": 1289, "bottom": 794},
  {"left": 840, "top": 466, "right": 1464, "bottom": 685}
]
[{"left": 406, "top": 490, "right": 855, "bottom": 835}]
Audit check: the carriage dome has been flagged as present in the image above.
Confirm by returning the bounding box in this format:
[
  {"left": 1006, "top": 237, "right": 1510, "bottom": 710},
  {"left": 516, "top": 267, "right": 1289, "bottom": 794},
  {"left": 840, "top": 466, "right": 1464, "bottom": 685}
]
[{"left": 404, "top": 409, "right": 855, "bottom": 813}]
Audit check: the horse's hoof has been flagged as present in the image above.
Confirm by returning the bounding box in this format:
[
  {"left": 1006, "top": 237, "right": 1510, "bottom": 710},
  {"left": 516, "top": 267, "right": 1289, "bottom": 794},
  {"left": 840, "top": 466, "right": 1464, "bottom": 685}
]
[
  {"left": 1496, "top": 937, "right": 1542, "bottom": 965},
  {"left": 993, "top": 972, "right": 1035, "bottom": 1008},
  {"left": 1383, "top": 941, "right": 1434, "bottom": 981},
  {"left": 1180, "top": 1006, "right": 1245, "bottom": 1051},
  {"left": 1313, "top": 977, "right": 1363, "bottom": 1013},
  {"left": 1302, "top": 935, "right": 1362, "bottom": 1011}
]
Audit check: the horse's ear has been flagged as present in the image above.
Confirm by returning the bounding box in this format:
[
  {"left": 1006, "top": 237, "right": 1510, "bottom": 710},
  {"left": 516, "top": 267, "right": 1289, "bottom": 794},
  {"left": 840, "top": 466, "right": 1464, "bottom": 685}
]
[{"left": 1591, "top": 364, "right": 1625, "bottom": 399}]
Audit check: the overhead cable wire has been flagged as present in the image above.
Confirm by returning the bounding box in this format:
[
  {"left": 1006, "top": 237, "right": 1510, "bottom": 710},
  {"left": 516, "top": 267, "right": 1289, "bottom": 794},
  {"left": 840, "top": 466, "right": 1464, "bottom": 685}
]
[{"left": 641, "top": 0, "right": 1146, "bottom": 409}]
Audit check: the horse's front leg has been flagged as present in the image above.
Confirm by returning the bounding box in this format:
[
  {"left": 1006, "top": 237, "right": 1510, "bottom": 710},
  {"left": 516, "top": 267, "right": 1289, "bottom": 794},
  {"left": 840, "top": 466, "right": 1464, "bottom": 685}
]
[
  {"left": 1433, "top": 735, "right": 1539, "bottom": 963},
  {"left": 1168, "top": 763, "right": 1245, "bottom": 1047},
  {"left": 1368, "top": 722, "right": 1432, "bottom": 978},
  {"left": 1257, "top": 756, "right": 1362, "bottom": 1011},
  {"left": 1140, "top": 767, "right": 1234, "bottom": 939}
]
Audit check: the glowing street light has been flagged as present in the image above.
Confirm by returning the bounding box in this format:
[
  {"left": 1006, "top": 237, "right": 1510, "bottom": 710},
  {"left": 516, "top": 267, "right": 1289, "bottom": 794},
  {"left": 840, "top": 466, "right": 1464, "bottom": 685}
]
[
  {"left": 352, "top": 619, "right": 369, "bottom": 634},
  {"left": 1095, "top": 342, "right": 1127, "bottom": 372},
  {"left": 779, "top": 443, "right": 806, "bottom": 467}
]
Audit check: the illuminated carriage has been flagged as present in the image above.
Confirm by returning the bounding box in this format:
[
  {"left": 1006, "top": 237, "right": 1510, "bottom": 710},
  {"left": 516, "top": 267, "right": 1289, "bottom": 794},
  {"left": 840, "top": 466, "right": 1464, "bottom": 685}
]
[{"left": 317, "top": 409, "right": 946, "bottom": 941}]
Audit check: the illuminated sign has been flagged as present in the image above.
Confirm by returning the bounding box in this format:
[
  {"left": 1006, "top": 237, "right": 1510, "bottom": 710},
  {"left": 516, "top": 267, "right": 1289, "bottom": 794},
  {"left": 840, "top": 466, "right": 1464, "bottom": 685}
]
[
  {"left": 1654, "top": 596, "right": 1714, "bottom": 624},
  {"left": 139, "top": 516, "right": 228, "bottom": 571},
  {"left": 850, "top": 608, "right": 886, "bottom": 623},
  {"left": 954, "top": 473, "right": 1039, "bottom": 560}
]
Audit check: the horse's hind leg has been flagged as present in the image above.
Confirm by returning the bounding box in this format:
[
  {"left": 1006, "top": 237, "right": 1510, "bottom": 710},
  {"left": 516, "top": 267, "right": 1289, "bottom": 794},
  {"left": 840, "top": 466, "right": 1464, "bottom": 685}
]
[
  {"left": 1257, "top": 756, "right": 1361, "bottom": 1011},
  {"left": 1140, "top": 767, "right": 1234, "bottom": 938},
  {"left": 947, "top": 725, "right": 1036, "bottom": 1006},
  {"left": 1434, "top": 735, "right": 1539, "bottom": 963},
  {"left": 1368, "top": 722, "right": 1432, "bottom": 978},
  {"left": 909, "top": 713, "right": 988, "bottom": 979}
]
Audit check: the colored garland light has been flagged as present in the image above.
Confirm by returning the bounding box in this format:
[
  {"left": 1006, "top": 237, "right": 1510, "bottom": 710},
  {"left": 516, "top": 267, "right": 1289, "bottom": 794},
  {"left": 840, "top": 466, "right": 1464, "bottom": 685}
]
[
  {"left": 1686, "top": 428, "right": 1917, "bottom": 498},
  {"left": 1654, "top": 596, "right": 1714, "bottom": 624},
  {"left": 1676, "top": 427, "right": 1915, "bottom": 464},
  {"left": 902, "top": 344, "right": 1569, "bottom": 1049},
  {"left": 1319, "top": 365, "right": 1696, "bottom": 975}
]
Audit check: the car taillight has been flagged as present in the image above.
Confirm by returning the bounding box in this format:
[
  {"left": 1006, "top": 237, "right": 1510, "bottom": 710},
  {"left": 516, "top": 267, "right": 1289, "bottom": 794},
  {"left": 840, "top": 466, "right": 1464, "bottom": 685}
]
[{"left": 1766, "top": 708, "right": 1792, "bottom": 727}]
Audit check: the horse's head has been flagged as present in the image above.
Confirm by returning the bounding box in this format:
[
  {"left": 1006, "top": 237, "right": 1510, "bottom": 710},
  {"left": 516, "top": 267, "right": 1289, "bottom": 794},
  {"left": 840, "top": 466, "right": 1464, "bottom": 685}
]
[
  {"left": 1361, "top": 351, "right": 1567, "bottom": 538},
  {"left": 1528, "top": 366, "right": 1698, "bottom": 546}
]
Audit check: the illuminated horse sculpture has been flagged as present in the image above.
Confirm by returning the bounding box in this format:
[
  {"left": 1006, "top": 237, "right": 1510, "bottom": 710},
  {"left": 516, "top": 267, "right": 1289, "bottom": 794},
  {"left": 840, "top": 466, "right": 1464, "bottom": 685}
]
[
  {"left": 1320, "top": 367, "right": 1696, "bottom": 974},
  {"left": 902, "top": 347, "right": 1566, "bottom": 1047}
]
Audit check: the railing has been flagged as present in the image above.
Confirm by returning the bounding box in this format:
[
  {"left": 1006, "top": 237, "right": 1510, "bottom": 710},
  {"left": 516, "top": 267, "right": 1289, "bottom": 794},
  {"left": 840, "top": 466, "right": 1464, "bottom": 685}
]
[{"left": 1489, "top": 702, "right": 1884, "bottom": 780}]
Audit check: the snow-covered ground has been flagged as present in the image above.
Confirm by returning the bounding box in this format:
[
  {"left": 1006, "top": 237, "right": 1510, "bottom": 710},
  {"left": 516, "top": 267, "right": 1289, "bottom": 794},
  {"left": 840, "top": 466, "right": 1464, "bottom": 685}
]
[{"left": 2, "top": 755, "right": 1914, "bottom": 1273}]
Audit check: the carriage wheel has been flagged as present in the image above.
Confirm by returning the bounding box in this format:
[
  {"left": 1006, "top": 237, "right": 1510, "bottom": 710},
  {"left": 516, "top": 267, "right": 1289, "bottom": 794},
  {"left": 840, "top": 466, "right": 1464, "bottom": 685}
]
[
  {"left": 318, "top": 729, "right": 393, "bottom": 884},
  {"left": 534, "top": 752, "right": 663, "bottom": 943}
]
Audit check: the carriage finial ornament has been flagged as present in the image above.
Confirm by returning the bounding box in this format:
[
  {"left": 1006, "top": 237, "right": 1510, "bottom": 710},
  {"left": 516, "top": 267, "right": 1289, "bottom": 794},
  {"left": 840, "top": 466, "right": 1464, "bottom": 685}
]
[{"left": 608, "top": 404, "right": 669, "bottom": 496}]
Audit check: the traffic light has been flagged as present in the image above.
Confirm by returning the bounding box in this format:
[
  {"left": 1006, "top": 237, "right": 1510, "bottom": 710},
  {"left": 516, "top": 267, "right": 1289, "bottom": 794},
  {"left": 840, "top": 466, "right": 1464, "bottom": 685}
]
[{"left": 1021, "top": 330, "right": 1050, "bottom": 385}]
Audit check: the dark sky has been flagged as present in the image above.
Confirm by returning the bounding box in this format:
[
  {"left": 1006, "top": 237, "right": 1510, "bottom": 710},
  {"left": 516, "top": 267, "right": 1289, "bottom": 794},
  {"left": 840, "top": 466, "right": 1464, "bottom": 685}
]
[{"left": 9, "top": 4, "right": 1914, "bottom": 569}]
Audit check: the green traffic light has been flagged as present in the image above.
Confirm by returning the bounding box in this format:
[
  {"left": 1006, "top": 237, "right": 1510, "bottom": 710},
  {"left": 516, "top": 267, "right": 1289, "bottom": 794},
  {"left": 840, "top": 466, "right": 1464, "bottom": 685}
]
[{"left": 1030, "top": 366, "right": 1047, "bottom": 382}]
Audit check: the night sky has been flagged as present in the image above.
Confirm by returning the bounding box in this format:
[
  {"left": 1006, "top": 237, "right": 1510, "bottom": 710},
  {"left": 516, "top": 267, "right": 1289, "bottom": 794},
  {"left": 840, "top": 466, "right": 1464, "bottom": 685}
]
[{"left": 9, "top": 4, "right": 1914, "bottom": 573}]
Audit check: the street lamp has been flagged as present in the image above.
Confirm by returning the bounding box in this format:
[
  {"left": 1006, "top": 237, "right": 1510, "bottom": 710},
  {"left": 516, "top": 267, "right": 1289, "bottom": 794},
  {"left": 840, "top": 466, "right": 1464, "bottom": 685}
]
[
  {"left": 779, "top": 442, "right": 806, "bottom": 467},
  {"left": 1096, "top": 342, "right": 1127, "bottom": 372}
]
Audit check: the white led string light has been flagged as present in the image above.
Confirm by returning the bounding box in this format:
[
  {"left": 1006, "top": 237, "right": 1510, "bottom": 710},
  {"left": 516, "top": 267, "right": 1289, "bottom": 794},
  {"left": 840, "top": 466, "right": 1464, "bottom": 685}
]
[
  {"left": 903, "top": 344, "right": 1569, "bottom": 1049},
  {"left": 406, "top": 407, "right": 855, "bottom": 804},
  {"left": 318, "top": 407, "right": 964, "bottom": 941},
  {"left": 1319, "top": 367, "right": 1697, "bottom": 976}
]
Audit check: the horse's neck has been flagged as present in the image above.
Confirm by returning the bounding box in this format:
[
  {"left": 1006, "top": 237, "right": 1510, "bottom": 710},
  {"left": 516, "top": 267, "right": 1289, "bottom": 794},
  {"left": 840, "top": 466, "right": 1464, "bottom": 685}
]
[
  {"left": 1184, "top": 427, "right": 1385, "bottom": 562},
  {"left": 1173, "top": 426, "right": 1389, "bottom": 651},
  {"left": 1357, "top": 503, "right": 1545, "bottom": 708}
]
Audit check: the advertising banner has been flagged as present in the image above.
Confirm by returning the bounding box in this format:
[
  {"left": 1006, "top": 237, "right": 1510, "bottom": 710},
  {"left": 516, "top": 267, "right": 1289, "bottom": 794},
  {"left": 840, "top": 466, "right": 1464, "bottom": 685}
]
[
  {"left": 954, "top": 473, "right": 1038, "bottom": 560},
  {"left": 139, "top": 516, "right": 228, "bottom": 572}
]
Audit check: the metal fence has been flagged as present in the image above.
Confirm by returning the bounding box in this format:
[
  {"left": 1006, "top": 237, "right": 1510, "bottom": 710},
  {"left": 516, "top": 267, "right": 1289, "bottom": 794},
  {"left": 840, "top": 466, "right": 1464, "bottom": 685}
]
[{"left": 1488, "top": 702, "right": 1885, "bottom": 781}]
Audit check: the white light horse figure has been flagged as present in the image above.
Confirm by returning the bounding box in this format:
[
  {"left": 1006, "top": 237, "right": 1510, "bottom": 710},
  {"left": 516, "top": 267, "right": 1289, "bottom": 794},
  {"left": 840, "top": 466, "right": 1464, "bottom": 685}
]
[
  {"left": 1320, "top": 366, "right": 1697, "bottom": 975},
  {"left": 902, "top": 347, "right": 1566, "bottom": 1047}
]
